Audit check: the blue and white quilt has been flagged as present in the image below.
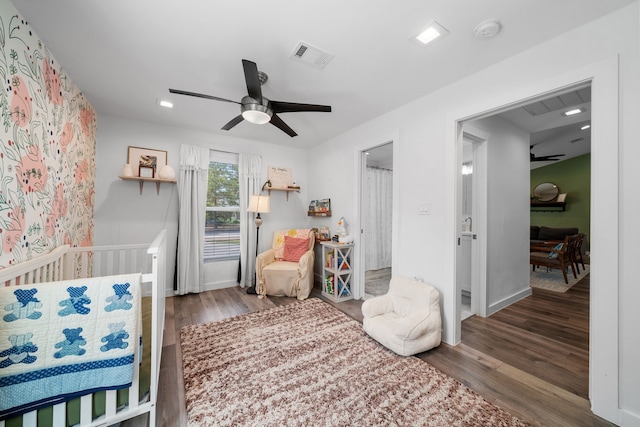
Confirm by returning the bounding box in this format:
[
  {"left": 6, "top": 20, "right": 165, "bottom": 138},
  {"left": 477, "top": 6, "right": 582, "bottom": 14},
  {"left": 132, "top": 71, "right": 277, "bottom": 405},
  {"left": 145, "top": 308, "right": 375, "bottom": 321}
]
[{"left": 0, "top": 273, "right": 141, "bottom": 420}]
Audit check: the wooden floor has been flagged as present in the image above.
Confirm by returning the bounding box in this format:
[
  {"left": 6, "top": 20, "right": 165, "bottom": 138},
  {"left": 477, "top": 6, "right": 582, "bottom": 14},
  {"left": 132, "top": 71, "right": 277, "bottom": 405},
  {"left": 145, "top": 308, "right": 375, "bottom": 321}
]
[{"left": 152, "top": 275, "right": 616, "bottom": 427}]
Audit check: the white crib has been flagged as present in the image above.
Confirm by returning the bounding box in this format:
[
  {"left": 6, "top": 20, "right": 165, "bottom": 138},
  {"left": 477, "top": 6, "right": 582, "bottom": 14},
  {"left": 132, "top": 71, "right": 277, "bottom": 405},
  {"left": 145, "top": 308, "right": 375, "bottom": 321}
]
[{"left": 0, "top": 230, "right": 167, "bottom": 427}]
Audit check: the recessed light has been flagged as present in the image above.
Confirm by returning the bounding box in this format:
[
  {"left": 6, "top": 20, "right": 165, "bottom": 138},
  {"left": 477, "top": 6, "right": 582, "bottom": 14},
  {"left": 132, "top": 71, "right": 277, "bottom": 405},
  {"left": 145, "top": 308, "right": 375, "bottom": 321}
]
[
  {"left": 414, "top": 20, "right": 450, "bottom": 45},
  {"left": 158, "top": 99, "right": 173, "bottom": 109},
  {"left": 581, "top": 124, "right": 591, "bottom": 130},
  {"left": 562, "top": 108, "right": 583, "bottom": 116}
]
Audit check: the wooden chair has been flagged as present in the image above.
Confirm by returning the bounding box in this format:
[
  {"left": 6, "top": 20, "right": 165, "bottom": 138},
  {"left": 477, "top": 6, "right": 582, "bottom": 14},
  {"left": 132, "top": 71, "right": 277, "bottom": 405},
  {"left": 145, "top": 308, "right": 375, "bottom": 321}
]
[
  {"left": 530, "top": 234, "right": 579, "bottom": 284},
  {"left": 573, "top": 233, "right": 586, "bottom": 273}
]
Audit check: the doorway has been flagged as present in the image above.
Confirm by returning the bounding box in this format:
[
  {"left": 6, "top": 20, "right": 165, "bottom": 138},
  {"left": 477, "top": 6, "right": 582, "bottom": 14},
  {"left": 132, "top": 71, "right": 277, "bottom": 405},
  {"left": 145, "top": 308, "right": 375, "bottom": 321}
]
[
  {"left": 457, "top": 132, "right": 487, "bottom": 320},
  {"left": 455, "top": 83, "right": 594, "bottom": 398},
  {"left": 457, "top": 84, "right": 592, "bottom": 325},
  {"left": 447, "top": 58, "right": 618, "bottom": 419},
  {"left": 361, "top": 142, "right": 393, "bottom": 299}
]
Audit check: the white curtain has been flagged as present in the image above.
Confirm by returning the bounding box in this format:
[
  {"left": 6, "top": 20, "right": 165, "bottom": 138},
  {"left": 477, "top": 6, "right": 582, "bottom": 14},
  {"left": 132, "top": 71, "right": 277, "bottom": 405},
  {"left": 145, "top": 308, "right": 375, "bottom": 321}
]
[
  {"left": 176, "top": 144, "right": 208, "bottom": 295},
  {"left": 365, "top": 167, "right": 393, "bottom": 270},
  {"left": 238, "top": 153, "right": 262, "bottom": 288}
]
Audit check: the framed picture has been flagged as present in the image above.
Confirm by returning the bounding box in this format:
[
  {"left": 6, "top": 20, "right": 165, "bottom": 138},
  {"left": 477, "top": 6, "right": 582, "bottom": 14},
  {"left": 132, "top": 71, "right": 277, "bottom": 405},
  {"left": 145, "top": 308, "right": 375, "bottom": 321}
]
[
  {"left": 127, "top": 146, "right": 168, "bottom": 177},
  {"left": 268, "top": 166, "right": 292, "bottom": 189},
  {"left": 139, "top": 166, "right": 155, "bottom": 178}
]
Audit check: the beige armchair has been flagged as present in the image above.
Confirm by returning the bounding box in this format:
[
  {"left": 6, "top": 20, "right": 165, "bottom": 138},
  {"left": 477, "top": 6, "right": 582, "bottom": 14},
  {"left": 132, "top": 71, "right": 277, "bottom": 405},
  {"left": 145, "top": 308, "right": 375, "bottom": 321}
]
[
  {"left": 361, "top": 276, "right": 441, "bottom": 356},
  {"left": 256, "top": 229, "right": 315, "bottom": 300}
]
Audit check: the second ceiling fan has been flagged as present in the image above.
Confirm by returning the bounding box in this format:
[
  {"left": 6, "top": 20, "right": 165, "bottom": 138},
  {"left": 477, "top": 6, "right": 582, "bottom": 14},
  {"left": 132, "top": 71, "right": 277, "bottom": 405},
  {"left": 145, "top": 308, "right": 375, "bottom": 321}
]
[
  {"left": 530, "top": 145, "right": 565, "bottom": 162},
  {"left": 169, "top": 59, "right": 331, "bottom": 137}
]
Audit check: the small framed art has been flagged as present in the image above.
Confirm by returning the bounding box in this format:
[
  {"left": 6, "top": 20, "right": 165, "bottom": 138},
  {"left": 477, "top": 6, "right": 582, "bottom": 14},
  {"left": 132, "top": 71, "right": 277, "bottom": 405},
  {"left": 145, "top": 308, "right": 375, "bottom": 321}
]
[
  {"left": 139, "top": 166, "right": 155, "bottom": 178},
  {"left": 127, "top": 146, "right": 168, "bottom": 177}
]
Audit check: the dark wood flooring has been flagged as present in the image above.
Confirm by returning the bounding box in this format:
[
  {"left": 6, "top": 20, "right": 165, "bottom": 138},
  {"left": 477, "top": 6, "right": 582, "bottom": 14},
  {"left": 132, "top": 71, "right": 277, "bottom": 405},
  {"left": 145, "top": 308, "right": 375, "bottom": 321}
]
[{"left": 153, "top": 274, "right": 615, "bottom": 427}]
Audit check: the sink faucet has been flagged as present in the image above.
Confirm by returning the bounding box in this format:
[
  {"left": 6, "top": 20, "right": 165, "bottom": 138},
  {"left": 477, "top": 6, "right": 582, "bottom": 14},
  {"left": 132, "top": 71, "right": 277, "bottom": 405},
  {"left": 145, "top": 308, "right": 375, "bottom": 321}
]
[{"left": 463, "top": 217, "right": 472, "bottom": 232}]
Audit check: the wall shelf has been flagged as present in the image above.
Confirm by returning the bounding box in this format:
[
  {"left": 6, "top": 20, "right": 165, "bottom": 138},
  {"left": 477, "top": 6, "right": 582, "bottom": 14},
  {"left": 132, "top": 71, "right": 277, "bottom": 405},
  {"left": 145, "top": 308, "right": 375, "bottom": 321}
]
[
  {"left": 266, "top": 187, "right": 299, "bottom": 201},
  {"left": 308, "top": 211, "right": 332, "bottom": 217},
  {"left": 119, "top": 176, "right": 176, "bottom": 195},
  {"left": 530, "top": 201, "right": 566, "bottom": 212}
]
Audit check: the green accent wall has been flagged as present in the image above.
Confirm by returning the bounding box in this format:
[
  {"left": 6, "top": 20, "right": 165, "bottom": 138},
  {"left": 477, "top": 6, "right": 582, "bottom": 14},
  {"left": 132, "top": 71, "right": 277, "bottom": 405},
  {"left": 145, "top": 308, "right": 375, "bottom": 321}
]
[{"left": 531, "top": 153, "right": 591, "bottom": 250}]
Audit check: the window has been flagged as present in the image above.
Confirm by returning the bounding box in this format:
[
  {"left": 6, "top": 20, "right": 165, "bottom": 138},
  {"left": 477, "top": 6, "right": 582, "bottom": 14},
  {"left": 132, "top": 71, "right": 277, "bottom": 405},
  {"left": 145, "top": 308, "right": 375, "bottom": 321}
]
[{"left": 205, "top": 151, "right": 240, "bottom": 262}]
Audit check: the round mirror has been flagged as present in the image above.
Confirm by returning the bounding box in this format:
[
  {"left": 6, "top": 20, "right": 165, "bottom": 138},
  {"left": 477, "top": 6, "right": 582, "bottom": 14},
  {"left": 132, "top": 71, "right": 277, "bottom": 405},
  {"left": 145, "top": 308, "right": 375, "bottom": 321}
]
[{"left": 533, "top": 182, "right": 559, "bottom": 202}]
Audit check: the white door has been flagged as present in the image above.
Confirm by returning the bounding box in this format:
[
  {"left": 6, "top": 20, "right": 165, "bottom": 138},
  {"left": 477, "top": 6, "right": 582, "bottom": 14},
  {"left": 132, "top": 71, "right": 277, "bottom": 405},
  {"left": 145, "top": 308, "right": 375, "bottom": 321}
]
[{"left": 456, "top": 126, "right": 488, "bottom": 339}]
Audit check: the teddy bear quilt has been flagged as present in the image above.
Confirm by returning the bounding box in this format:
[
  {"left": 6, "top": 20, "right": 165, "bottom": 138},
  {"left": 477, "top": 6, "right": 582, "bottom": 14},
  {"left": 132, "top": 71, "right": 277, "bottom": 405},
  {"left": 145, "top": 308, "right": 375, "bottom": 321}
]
[{"left": 0, "top": 273, "right": 141, "bottom": 420}]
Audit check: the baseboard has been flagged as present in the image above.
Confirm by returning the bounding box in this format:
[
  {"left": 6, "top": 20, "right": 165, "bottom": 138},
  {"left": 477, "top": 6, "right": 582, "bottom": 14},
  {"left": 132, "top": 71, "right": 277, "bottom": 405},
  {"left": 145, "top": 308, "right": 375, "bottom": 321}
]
[
  {"left": 204, "top": 280, "right": 238, "bottom": 291},
  {"left": 487, "top": 287, "right": 532, "bottom": 316},
  {"left": 620, "top": 409, "right": 640, "bottom": 427},
  {"left": 165, "top": 281, "right": 238, "bottom": 297}
]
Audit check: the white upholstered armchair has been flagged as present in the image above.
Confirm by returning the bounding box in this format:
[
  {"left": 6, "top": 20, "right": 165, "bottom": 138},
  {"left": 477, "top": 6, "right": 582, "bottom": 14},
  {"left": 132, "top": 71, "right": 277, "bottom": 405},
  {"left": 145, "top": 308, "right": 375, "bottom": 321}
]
[
  {"left": 256, "top": 229, "right": 315, "bottom": 300},
  {"left": 361, "top": 276, "right": 442, "bottom": 356}
]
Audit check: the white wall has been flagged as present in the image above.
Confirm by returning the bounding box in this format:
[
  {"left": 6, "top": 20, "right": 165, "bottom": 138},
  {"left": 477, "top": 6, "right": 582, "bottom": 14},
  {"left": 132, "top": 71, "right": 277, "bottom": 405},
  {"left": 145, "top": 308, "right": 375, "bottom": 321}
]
[
  {"left": 466, "top": 116, "right": 531, "bottom": 314},
  {"left": 619, "top": 2, "right": 640, "bottom": 422},
  {"left": 309, "top": 3, "right": 638, "bottom": 424},
  {"left": 94, "top": 115, "right": 312, "bottom": 292}
]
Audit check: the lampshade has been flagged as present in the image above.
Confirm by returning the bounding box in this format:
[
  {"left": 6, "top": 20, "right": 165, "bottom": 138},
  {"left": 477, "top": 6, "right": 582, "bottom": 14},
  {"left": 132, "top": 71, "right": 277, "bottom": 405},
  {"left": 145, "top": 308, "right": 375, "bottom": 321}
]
[{"left": 247, "top": 194, "right": 270, "bottom": 213}]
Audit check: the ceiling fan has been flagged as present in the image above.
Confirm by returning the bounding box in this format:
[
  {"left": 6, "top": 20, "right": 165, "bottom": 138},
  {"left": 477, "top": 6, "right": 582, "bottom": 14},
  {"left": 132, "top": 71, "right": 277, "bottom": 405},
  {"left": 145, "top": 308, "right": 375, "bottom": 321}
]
[
  {"left": 530, "top": 145, "right": 565, "bottom": 162},
  {"left": 169, "top": 59, "right": 331, "bottom": 137}
]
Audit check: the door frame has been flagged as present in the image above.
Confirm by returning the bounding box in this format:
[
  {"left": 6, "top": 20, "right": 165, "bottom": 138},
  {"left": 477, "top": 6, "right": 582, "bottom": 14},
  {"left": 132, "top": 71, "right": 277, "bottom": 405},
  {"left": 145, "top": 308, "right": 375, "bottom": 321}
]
[
  {"left": 458, "top": 128, "right": 488, "bottom": 323},
  {"left": 446, "top": 56, "right": 619, "bottom": 421},
  {"left": 353, "top": 132, "right": 401, "bottom": 300}
]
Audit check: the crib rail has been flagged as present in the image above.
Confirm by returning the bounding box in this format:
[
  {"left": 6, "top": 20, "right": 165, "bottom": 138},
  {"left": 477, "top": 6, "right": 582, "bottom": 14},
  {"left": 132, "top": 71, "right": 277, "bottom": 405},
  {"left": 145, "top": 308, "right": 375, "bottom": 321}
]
[
  {"left": 0, "top": 230, "right": 167, "bottom": 427},
  {"left": 0, "top": 245, "right": 69, "bottom": 286}
]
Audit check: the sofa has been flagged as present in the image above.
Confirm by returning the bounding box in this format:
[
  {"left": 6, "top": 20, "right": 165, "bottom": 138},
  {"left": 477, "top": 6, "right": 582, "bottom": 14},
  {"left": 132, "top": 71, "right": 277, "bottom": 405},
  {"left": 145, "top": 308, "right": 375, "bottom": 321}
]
[
  {"left": 530, "top": 225, "right": 588, "bottom": 260},
  {"left": 530, "top": 225, "right": 578, "bottom": 242}
]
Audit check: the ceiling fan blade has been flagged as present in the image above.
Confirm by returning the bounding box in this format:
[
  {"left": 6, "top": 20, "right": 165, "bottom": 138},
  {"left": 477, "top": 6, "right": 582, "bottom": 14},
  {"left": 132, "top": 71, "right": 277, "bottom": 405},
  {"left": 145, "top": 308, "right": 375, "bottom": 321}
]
[
  {"left": 221, "top": 115, "right": 244, "bottom": 131},
  {"left": 242, "top": 59, "right": 262, "bottom": 101},
  {"left": 270, "top": 101, "right": 332, "bottom": 114},
  {"left": 531, "top": 155, "right": 565, "bottom": 161},
  {"left": 269, "top": 114, "right": 297, "bottom": 137},
  {"left": 169, "top": 89, "right": 240, "bottom": 104}
]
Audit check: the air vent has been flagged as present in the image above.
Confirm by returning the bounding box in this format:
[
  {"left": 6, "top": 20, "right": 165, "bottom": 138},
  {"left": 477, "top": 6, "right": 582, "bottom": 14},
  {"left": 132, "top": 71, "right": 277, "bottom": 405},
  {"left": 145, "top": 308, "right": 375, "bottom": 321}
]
[
  {"left": 570, "top": 137, "right": 585, "bottom": 144},
  {"left": 290, "top": 41, "right": 334, "bottom": 69},
  {"left": 522, "top": 87, "right": 591, "bottom": 116}
]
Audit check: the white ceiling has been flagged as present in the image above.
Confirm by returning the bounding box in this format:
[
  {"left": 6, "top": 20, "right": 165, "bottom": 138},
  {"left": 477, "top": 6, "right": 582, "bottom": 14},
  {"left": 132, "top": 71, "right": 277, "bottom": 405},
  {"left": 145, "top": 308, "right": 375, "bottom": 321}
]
[
  {"left": 371, "top": 86, "right": 593, "bottom": 170},
  {"left": 11, "top": 0, "right": 633, "bottom": 149},
  {"left": 497, "top": 86, "right": 592, "bottom": 169}
]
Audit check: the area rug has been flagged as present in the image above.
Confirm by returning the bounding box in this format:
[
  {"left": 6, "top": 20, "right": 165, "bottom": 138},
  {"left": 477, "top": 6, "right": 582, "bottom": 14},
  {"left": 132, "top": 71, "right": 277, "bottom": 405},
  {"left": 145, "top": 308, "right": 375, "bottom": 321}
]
[
  {"left": 530, "top": 264, "right": 590, "bottom": 293},
  {"left": 180, "top": 299, "right": 529, "bottom": 426}
]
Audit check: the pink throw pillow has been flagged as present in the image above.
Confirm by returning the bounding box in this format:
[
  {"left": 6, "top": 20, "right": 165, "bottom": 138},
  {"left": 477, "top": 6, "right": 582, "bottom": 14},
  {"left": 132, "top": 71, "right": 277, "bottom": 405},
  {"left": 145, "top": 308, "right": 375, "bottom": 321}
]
[{"left": 282, "top": 236, "right": 310, "bottom": 262}]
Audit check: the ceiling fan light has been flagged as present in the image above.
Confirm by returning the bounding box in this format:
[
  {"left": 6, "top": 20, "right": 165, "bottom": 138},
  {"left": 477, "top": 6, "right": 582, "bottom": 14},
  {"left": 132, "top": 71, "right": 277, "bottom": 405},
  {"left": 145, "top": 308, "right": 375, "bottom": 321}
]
[
  {"left": 242, "top": 109, "right": 271, "bottom": 124},
  {"left": 241, "top": 102, "right": 272, "bottom": 124}
]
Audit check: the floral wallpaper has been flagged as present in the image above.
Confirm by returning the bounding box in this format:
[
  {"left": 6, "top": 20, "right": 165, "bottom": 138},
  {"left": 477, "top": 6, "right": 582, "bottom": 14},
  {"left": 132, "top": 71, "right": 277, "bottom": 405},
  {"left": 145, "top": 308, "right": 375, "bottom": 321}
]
[{"left": 0, "top": 4, "right": 96, "bottom": 268}]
